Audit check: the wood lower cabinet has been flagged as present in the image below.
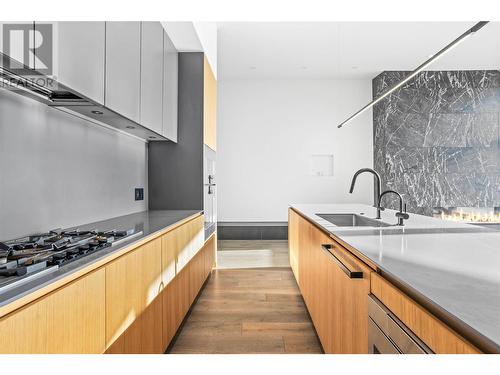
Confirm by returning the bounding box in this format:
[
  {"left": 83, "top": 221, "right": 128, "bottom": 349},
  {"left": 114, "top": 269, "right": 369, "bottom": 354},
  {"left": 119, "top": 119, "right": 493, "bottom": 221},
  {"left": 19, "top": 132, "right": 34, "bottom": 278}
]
[
  {"left": 161, "top": 233, "right": 216, "bottom": 349},
  {"left": 0, "top": 214, "right": 211, "bottom": 354},
  {"left": 325, "top": 242, "right": 371, "bottom": 354},
  {"left": 0, "top": 269, "right": 106, "bottom": 354},
  {"left": 105, "top": 238, "right": 163, "bottom": 354},
  {"left": 371, "top": 273, "right": 479, "bottom": 354},
  {"left": 291, "top": 208, "right": 371, "bottom": 354},
  {"left": 176, "top": 215, "right": 204, "bottom": 273},
  {"left": 106, "top": 214, "right": 211, "bottom": 354},
  {"left": 288, "top": 208, "right": 300, "bottom": 281}
]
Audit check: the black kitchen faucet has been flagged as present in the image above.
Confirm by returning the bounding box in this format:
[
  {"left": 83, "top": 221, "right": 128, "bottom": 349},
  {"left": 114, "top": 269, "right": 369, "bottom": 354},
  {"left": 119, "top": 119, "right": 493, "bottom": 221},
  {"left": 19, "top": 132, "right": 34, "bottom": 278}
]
[
  {"left": 378, "top": 190, "right": 410, "bottom": 226},
  {"left": 349, "top": 168, "right": 384, "bottom": 219}
]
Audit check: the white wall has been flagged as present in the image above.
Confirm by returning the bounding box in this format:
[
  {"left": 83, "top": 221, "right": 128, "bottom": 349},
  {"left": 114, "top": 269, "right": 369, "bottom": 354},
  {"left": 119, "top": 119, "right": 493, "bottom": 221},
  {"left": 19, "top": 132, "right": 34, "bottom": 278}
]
[
  {"left": 217, "top": 79, "right": 374, "bottom": 222},
  {"left": 0, "top": 89, "right": 148, "bottom": 240},
  {"left": 162, "top": 21, "right": 218, "bottom": 78},
  {"left": 193, "top": 22, "right": 218, "bottom": 78}
]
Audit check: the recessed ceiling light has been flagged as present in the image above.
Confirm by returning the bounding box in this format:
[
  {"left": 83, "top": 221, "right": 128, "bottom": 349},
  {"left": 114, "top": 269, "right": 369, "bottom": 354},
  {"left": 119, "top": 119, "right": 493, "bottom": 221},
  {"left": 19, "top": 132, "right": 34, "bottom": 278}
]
[
  {"left": 126, "top": 125, "right": 135, "bottom": 129},
  {"left": 249, "top": 66, "right": 257, "bottom": 70},
  {"left": 91, "top": 110, "right": 103, "bottom": 115}
]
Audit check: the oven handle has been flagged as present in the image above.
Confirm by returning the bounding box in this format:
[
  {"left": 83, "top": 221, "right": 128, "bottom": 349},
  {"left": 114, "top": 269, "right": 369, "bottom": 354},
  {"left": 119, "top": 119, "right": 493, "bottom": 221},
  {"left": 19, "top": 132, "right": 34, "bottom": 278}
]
[{"left": 321, "top": 244, "right": 363, "bottom": 279}]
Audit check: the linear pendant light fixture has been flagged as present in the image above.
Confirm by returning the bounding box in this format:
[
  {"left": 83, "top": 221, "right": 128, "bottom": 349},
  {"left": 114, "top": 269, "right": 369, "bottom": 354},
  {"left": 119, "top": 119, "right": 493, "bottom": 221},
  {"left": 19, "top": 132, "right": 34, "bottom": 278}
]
[{"left": 337, "top": 21, "right": 489, "bottom": 129}]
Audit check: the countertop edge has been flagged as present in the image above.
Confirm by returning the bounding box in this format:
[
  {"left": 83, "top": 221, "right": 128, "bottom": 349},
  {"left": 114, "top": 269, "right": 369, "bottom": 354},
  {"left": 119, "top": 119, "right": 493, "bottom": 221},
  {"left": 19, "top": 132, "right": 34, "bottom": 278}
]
[
  {"left": 289, "top": 205, "right": 500, "bottom": 354},
  {"left": 0, "top": 211, "right": 203, "bottom": 319}
]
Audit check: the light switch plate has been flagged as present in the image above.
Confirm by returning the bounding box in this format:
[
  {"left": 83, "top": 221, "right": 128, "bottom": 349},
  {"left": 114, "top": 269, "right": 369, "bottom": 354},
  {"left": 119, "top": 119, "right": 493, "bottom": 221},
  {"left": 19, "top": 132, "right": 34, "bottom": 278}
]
[{"left": 135, "top": 188, "right": 144, "bottom": 201}]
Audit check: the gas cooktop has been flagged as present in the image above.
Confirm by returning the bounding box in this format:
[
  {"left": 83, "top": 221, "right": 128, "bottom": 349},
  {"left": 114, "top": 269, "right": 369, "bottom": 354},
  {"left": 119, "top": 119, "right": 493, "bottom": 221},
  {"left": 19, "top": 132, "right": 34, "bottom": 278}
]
[{"left": 0, "top": 228, "right": 142, "bottom": 293}]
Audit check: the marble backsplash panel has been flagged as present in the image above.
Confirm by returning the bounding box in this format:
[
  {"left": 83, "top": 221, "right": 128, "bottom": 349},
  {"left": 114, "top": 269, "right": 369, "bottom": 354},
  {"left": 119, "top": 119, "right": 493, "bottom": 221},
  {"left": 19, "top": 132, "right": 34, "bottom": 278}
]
[{"left": 373, "top": 71, "right": 500, "bottom": 216}]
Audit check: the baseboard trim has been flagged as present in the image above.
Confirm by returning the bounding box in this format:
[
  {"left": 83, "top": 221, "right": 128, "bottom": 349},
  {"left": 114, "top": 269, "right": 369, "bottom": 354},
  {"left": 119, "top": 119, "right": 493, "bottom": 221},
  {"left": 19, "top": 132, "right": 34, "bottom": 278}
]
[{"left": 217, "top": 222, "right": 288, "bottom": 240}]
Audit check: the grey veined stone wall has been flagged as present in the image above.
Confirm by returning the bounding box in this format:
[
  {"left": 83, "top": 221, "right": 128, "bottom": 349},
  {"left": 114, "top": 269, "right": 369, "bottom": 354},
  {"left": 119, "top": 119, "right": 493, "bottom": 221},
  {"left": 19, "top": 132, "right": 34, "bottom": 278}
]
[{"left": 373, "top": 71, "right": 500, "bottom": 216}]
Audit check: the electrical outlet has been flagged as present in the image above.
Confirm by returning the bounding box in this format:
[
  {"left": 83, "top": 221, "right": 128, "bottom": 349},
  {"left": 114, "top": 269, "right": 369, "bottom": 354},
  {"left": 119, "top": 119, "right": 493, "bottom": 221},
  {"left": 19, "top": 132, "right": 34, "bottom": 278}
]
[{"left": 135, "top": 188, "right": 144, "bottom": 201}]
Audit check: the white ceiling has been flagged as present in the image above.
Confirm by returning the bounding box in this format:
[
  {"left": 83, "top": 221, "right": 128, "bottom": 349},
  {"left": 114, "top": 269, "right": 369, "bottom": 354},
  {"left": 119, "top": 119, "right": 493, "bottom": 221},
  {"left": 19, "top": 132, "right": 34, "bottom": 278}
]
[{"left": 218, "top": 22, "right": 500, "bottom": 80}]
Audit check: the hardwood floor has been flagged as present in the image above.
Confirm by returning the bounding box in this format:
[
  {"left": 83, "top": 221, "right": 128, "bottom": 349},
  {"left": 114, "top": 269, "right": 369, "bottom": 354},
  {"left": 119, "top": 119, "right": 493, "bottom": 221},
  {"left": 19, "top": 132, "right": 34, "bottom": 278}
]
[
  {"left": 217, "top": 240, "right": 290, "bottom": 269},
  {"left": 167, "top": 267, "right": 322, "bottom": 354}
]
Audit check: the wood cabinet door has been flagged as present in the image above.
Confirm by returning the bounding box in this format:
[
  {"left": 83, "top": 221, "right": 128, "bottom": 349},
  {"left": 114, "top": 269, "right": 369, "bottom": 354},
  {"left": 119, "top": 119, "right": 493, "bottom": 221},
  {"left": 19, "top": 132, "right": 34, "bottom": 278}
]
[
  {"left": 293, "top": 212, "right": 371, "bottom": 354},
  {"left": 297, "top": 215, "right": 312, "bottom": 303},
  {"left": 310, "top": 227, "right": 333, "bottom": 352},
  {"left": 161, "top": 227, "right": 178, "bottom": 286},
  {"left": 204, "top": 234, "right": 216, "bottom": 277},
  {"left": 0, "top": 294, "right": 49, "bottom": 353},
  {"left": 105, "top": 238, "right": 163, "bottom": 353},
  {"left": 0, "top": 269, "right": 105, "bottom": 354},
  {"left": 327, "top": 242, "right": 371, "bottom": 354},
  {"left": 288, "top": 209, "right": 300, "bottom": 281},
  {"left": 176, "top": 215, "right": 204, "bottom": 272},
  {"left": 47, "top": 269, "right": 106, "bottom": 353},
  {"left": 203, "top": 56, "right": 217, "bottom": 151}
]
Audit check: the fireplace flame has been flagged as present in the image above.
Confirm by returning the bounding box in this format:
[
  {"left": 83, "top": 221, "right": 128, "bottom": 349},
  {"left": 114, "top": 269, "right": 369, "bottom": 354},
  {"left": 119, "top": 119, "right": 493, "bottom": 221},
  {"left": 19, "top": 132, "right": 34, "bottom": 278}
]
[{"left": 440, "top": 209, "right": 500, "bottom": 223}]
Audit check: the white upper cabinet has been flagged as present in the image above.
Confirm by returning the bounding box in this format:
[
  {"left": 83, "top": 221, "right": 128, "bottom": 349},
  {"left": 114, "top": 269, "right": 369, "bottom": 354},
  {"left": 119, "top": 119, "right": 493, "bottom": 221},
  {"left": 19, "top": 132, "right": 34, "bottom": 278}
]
[
  {"left": 162, "top": 30, "right": 178, "bottom": 142},
  {"left": 105, "top": 22, "right": 141, "bottom": 123},
  {"left": 55, "top": 22, "right": 105, "bottom": 104},
  {"left": 140, "top": 22, "right": 164, "bottom": 135},
  {"left": 1, "top": 21, "right": 177, "bottom": 140}
]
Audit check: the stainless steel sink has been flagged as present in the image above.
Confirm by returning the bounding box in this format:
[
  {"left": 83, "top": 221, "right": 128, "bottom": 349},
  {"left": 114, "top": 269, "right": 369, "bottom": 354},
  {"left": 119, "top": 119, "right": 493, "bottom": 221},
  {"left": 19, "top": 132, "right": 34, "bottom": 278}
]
[{"left": 316, "top": 213, "right": 391, "bottom": 227}]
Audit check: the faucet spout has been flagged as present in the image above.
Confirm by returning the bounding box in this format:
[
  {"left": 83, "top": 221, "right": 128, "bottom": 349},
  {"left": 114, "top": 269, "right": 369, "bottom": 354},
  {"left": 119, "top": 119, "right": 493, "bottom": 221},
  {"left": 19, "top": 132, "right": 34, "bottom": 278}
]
[
  {"left": 349, "top": 168, "right": 383, "bottom": 219},
  {"left": 378, "top": 190, "right": 409, "bottom": 226}
]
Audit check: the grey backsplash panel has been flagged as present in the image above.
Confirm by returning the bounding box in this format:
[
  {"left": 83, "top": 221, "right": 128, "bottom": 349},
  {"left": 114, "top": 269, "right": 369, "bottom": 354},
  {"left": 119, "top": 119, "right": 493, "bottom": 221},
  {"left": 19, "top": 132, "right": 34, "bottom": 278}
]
[
  {"left": 0, "top": 89, "right": 148, "bottom": 240},
  {"left": 373, "top": 71, "right": 500, "bottom": 216}
]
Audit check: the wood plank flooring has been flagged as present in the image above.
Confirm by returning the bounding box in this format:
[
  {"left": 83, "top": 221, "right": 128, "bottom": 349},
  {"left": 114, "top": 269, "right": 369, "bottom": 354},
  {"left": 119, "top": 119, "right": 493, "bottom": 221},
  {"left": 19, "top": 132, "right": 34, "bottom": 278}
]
[{"left": 167, "top": 267, "right": 322, "bottom": 354}]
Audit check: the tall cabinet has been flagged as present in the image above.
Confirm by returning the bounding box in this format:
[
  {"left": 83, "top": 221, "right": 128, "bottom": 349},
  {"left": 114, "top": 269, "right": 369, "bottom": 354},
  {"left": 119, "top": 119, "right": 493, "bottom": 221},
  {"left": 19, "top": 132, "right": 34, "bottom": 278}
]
[
  {"left": 105, "top": 22, "right": 142, "bottom": 123},
  {"left": 149, "top": 52, "right": 217, "bottom": 239},
  {"left": 140, "top": 22, "right": 164, "bottom": 135}
]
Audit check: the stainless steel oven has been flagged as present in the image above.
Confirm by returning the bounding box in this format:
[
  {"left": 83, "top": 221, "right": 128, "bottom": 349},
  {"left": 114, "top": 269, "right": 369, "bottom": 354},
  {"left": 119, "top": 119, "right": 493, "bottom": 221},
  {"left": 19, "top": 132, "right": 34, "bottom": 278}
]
[{"left": 368, "top": 294, "right": 433, "bottom": 354}]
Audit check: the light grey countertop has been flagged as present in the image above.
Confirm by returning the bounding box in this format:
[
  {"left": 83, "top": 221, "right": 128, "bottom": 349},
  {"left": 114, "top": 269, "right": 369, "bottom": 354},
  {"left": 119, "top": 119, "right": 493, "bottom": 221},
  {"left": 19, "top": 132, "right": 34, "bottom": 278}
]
[
  {"left": 0, "top": 210, "right": 202, "bottom": 312},
  {"left": 291, "top": 203, "right": 500, "bottom": 353}
]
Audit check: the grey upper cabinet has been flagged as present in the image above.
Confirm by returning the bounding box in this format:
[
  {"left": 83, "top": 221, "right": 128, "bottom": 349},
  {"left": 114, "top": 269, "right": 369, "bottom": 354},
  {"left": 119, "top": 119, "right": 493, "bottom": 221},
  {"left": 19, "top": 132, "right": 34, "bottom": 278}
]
[
  {"left": 140, "top": 22, "right": 164, "bottom": 135},
  {"left": 55, "top": 22, "right": 105, "bottom": 104},
  {"left": 105, "top": 22, "right": 141, "bottom": 124},
  {"left": 163, "top": 31, "right": 178, "bottom": 142}
]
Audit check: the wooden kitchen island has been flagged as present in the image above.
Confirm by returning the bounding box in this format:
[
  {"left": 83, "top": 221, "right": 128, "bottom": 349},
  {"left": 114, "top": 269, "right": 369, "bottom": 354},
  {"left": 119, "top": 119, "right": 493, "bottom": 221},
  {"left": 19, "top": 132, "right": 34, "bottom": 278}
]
[{"left": 289, "top": 205, "right": 499, "bottom": 354}]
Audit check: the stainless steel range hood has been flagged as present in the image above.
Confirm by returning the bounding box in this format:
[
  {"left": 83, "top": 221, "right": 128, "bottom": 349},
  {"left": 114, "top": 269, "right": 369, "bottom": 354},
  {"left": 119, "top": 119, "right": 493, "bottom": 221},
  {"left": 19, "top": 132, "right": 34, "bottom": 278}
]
[{"left": 0, "top": 52, "right": 167, "bottom": 141}]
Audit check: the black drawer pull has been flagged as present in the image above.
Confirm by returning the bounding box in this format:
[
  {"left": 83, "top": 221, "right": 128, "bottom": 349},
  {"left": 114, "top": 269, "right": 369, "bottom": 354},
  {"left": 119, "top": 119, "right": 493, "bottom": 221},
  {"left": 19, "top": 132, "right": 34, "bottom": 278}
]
[{"left": 321, "top": 244, "right": 363, "bottom": 279}]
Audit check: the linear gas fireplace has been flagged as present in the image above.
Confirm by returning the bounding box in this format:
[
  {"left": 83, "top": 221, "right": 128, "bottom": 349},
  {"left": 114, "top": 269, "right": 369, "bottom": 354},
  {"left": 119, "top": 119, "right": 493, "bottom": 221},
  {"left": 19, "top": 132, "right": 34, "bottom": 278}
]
[{"left": 432, "top": 207, "right": 500, "bottom": 224}]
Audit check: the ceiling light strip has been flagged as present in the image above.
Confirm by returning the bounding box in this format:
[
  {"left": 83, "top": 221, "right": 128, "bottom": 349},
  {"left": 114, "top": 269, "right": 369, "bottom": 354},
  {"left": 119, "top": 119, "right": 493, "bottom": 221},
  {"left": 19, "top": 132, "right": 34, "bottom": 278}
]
[{"left": 337, "top": 21, "right": 489, "bottom": 129}]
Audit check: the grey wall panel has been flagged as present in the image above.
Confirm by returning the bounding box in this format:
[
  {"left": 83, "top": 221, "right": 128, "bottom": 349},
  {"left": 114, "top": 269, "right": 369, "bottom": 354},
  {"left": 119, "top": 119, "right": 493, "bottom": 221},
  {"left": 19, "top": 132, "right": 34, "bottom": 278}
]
[
  {"left": 0, "top": 89, "right": 148, "bottom": 240},
  {"left": 148, "top": 52, "right": 204, "bottom": 210},
  {"left": 373, "top": 70, "right": 500, "bottom": 216},
  {"left": 217, "top": 223, "right": 288, "bottom": 240}
]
